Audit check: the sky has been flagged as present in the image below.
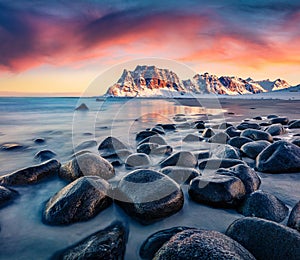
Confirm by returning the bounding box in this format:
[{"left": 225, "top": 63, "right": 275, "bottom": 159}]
[{"left": 0, "top": 0, "right": 299, "bottom": 96}]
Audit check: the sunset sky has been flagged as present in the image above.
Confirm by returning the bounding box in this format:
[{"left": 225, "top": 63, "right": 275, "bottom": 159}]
[{"left": 0, "top": 0, "right": 299, "bottom": 96}]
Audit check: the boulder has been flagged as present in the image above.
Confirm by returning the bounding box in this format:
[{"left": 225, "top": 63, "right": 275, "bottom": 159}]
[
  {"left": 267, "top": 114, "right": 278, "bottom": 119},
  {"left": 189, "top": 175, "right": 246, "bottom": 207},
  {"left": 227, "top": 136, "right": 253, "bottom": 148},
  {"left": 265, "top": 124, "right": 286, "bottom": 136},
  {"left": 208, "top": 132, "right": 230, "bottom": 144},
  {"left": 43, "top": 176, "right": 112, "bottom": 225},
  {"left": 98, "top": 136, "right": 127, "bottom": 151},
  {"left": 241, "top": 140, "right": 270, "bottom": 159},
  {"left": 138, "top": 135, "right": 167, "bottom": 146},
  {"left": 201, "top": 128, "right": 215, "bottom": 138},
  {"left": 136, "top": 131, "right": 158, "bottom": 142},
  {"left": 75, "top": 103, "right": 89, "bottom": 111},
  {"left": 256, "top": 140, "right": 300, "bottom": 173},
  {"left": 0, "top": 186, "right": 18, "bottom": 207},
  {"left": 161, "top": 167, "right": 200, "bottom": 185},
  {"left": 253, "top": 116, "right": 263, "bottom": 120},
  {"left": 182, "top": 134, "right": 204, "bottom": 142},
  {"left": 194, "top": 150, "right": 210, "bottom": 160},
  {"left": 137, "top": 143, "right": 160, "bottom": 154},
  {"left": 59, "top": 153, "right": 114, "bottom": 182},
  {"left": 54, "top": 222, "right": 126, "bottom": 259},
  {"left": 226, "top": 217, "right": 300, "bottom": 260},
  {"left": 151, "top": 126, "right": 165, "bottom": 135},
  {"left": 34, "top": 138, "right": 45, "bottom": 144},
  {"left": 225, "top": 126, "right": 241, "bottom": 137},
  {"left": 0, "top": 159, "right": 61, "bottom": 186},
  {"left": 151, "top": 145, "right": 173, "bottom": 156},
  {"left": 287, "top": 201, "right": 300, "bottom": 232},
  {"left": 216, "top": 164, "right": 261, "bottom": 194},
  {"left": 270, "top": 117, "right": 289, "bottom": 125},
  {"left": 241, "top": 129, "right": 273, "bottom": 142},
  {"left": 125, "top": 153, "right": 151, "bottom": 169},
  {"left": 153, "top": 229, "right": 255, "bottom": 260},
  {"left": 194, "top": 122, "right": 205, "bottom": 129},
  {"left": 156, "top": 123, "right": 176, "bottom": 131},
  {"left": 160, "top": 151, "right": 197, "bottom": 168},
  {"left": 100, "top": 149, "right": 132, "bottom": 161},
  {"left": 240, "top": 190, "right": 289, "bottom": 222},
  {"left": 237, "top": 122, "right": 261, "bottom": 130},
  {"left": 211, "top": 144, "right": 240, "bottom": 159},
  {"left": 289, "top": 120, "right": 300, "bottom": 129},
  {"left": 114, "top": 169, "right": 184, "bottom": 224},
  {"left": 34, "top": 149, "right": 57, "bottom": 162},
  {"left": 198, "top": 158, "right": 246, "bottom": 170}
]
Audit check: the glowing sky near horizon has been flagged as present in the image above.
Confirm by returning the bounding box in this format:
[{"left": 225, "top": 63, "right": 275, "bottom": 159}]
[{"left": 0, "top": 0, "right": 299, "bottom": 96}]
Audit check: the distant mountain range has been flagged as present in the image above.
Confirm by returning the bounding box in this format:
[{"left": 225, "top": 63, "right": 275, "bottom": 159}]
[{"left": 105, "top": 65, "right": 299, "bottom": 97}]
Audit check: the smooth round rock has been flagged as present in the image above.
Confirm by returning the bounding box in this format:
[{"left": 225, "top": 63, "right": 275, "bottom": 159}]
[
  {"left": 183, "top": 134, "right": 204, "bottom": 142},
  {"left": 201, "top": 128, "right": 215, "bottom": 138},
  {"left": 194, "top": 150, "right": 210, "bottom": 160},
  {"left": 0, "top": 142, "right": 27, "bottom": 151},
  {"left": 208, "top": 132, "right": 230, "bottom": 144},
  {"left": 267, "top": 114, "right": 278, "bottom": 119},
  {"left": 160, "top": 151, "right": 197, "bottom": 168},
  {"left": 226, "top": 217, "right": 300, "bottom": 260},
  {"left": 211, "top": 144, "right": 240, "bottom": 159},
  {"left": 137, "top": 143, "right": 160, "bottom": 154},
  {"left": 253, "top": 116, "right": 262, "bottom": 120},
  {"left": 75, "top": 103, "right": 89, "bottom": 111},
  {"left": 225, "top": 126, "right": 241, "bottom": 137},
  {"left": 198, "top": 158, "right": 246, "bottom": 170},
  {"left": 136, "top": 131, "right": 158, "bottom": 142},
  {"left": 114, "top": 169, "right": 184, "bottom": 224},
  {"left": 194, "top": 122, "right": 205, "bottom": 129},
  {"left": 216, "top": 164, "right": 261, "bottom": 194},
  {"left": 125, "top": 153, "right": 151, "bottom": 169},
  {"left": 100, "top": 149, "right": 132, "bottom": 160},
  {"left": 98, "top": 136, "right": 127, "bottom": 151},
  {"left": 189, "top": 175, "right": 246, "bottom": 207},
  {"left": 59, "top": 153, "right": 114, "bottom": 181},
  {"left": 54, "top": 222, "right": 126, "bottom": 259},
  {"left": 256, "top": 140, "right": 300, "bottom": 173},
  {"left": 156, "top": 123, "right": 176, "bottom": 131},
  {"left": 138, "top": 135, "right": 167, "bottom": 146},
  {"left": 161, "top": 166, "right": 200, "bottom": 185},
  {"left": 34, "top": 149, "right": 57, "bottom": 162},
  {"left": 287, "top": 201, "right": 300, "bottom": 232},
  {"left": 34, "top": 138, "right": 45, "bottom": 144},
  {"left": 151, "top": 145, "right": 173, "bottom": 156},
  {"left": 0, "top": 186, "right": 18, "bottom": 207},
  {"left": 241, "top": 140, "right": 270, "bottom": 159},
  {"left": 289, "top": 120, "right": 300, "bottom": 129},
  {"left": 241, "top": 190, "right": 289, "bottom": 222},
  {"left": 265, "top": 124, "right": 286, "bottom": 136},
  {"left": 43, "top": 176, "right": 112, "bottom": 225},
  {"left": 241, "top": 129, "right": 273, "bottom": 142},
  {"left": 151, "top": 126, "right": 165, "bottom": 135},
  {"left": 74, "top": 140, "right": 97, "bottom": 151},
  {"left": 227, "top": 136, "right": 253, "bottom": 149},
  {"left": 153, "top": 229, "right": 255, "bottom": 260},
  {"left": 270, "top": 117, "right": 289, "bottom": 125},
  {"left": 237, "top": 122, "right": 261, "bottom": 130}
]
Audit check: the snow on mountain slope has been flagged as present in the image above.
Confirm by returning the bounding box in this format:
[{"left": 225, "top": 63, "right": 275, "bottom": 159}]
[{"left": 253, "top": 79, "right": 290, "bottom": 92}]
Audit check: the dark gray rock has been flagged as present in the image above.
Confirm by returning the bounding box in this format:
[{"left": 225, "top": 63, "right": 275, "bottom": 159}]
[
  {"left": 98, "top": 136, "right": 127, "bottom": 151},
  {"left": 151, "top": 145, "right": 173, "bottom": 156},
  {"left": 160, "top": 151, "right": 197, "bottom": 168},
  {"left": 74, "top": 140, "right": 97, "bottom": 151},
  {"left": 0, "top": 159, "right": 61, "bottom": 186},
  {"left": 287, "top": 201, "right": 300, "bottom": 232},
  {"left": 43, "top": 176, "right": 112, "bottom": 225},
  {"left": 194, "top": 122, "right": 205, "bottom": 129},
  {"left": 260, "top": 122, "right": 271, "bottom": 126},
  {"left": 270, "top": 117, "right": 289, "bottom": 125},
  {"left": 156, "top": 123, "right": 176, "bottom": 131},
  {"left": 114, "top": 169, "right": 184, "bottom": 224},
  {"left": 241, "top": 190, "right": 289, "bottom": 222},
  {"left": 237, "top": 122, "right": 261, "bottom": 130},
  {"left": 125, "top": 153, "right": 151, "bottom": 169},
  {"left": 138, "top": 135, "right": 167, "bottom": 146},
  {"left": 292, "top": 138, "right": 300, "bottom": 147},
  {"left": 136, "top": 131, "right": 158, "bottom": 142},
  {"left": 208, "top": 132, "right": 230, "bottom": 144},
  {"left": 194, "top": 150, "right": 210, "bottom": 160},
  {"left": 151, "top": 126, "right": 165, "bottom": 135},
  {"left": 189, "top": 175, "right": 246, "bottom": 207},
  {"left": 0, "top": 186, "right": 18, "bottom": 207},
  {"left": 226, "top": 217, "right": 300, "bottom": 260},
  {"left": 241, "top": 140, "right": 270, "bottom": 159},
  {"left": 161, "top": 167, "right": 200, "bottom": 185},
  {"left": 100, "top": 149, "right": 132, "bottom": 161},
  {"left": 253, "top": 116, "right": 262, "bottom": 120},
  {"left": 289, "top": 120, "right": 300, "bottom": 129},
  {"left": 256, "top": 140, "right": 300, "bottom": 173},
  {"left": 265, "top": 124, "right": 286, "bottom": 136},
  {"left": 153, "top": 229, "right": 255, "bottom": 260},
  {"left": 225, "top": 126, "right": 241, "bottom": 137},
  {"left": 140, "top": 226, "right": 195, "bottom": 260},
  {"left": 59, "top": 153, "right": 114, "bottom": 182},
  {"left": 201, "top": 128, "right": 215, "bottom": 138},
  {"left": 216, "top": 164, "right": 261, "bottom": 194},
  {"left": 34, "top": 138, "right": 45, "bottom": 144},
  {"left": 137, "top": 143, "right": 160, "bottom": 154},
  {"left": 34, "top": 149, "right": 57, "bottom": 162},
  {"left": 0, "top": 142, "right": 27, "bottom": 151},
  {"left": 54, "top": 222, "right": 126, "bottom": 259},
  {"left": 198, "top": 158, "right": 246, "bottom": 170},
  {"left": 241, "top": 129, "right": 273, "bottom": 142},
  {"left": 267, "top": 114, "right": 278, "bottom": 119},
  {"left": 218, "top": 122, "right": 234, "bottom": 129},
  {"left": 75, "top": 103, "right": 89, "bottom": 111},
  {"left": 182, "top": 134, "right": 204, "bottom": 142},
  {"left": 211, "top": 144, "right": 240, "bottom": 159},
  {"left": 227, "top": 136, "right": 253, "bottom": 148}
]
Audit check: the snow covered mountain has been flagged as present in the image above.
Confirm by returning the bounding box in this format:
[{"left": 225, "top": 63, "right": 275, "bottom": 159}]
[{"left": 105, "top": 65, "right": 294, "bottom": 97}]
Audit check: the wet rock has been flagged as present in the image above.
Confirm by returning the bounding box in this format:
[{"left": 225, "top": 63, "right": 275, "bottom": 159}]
[
  {"left": 265, "top": 124, "right": 286, "bottom": 136},
  {"left": 208, "top": 132, "right": 230, "bottom": 144},
  {"left": 211, "top": 144, "right": 240, "bottom": 159},
  {"left": 270, "top": 117, "right": 289, "bottom": 125},
  {"left": 194, "top": 122, "right": 205, "bottom": 129},
  {"left": 140, "top": 226, "right": 195, "bottom": 260},
  {"left": 136, "top": 131, "right": 158, "bottom": 142},
  {"left": 138, "top": 135, "right": 167, "bottom": 146},
  {"left": 227, "top": 136, "right": 253, "bottom": 149},
  {"left": 289, "top": 120, "right": 300, "bottom": 129},
  {"left": 43, "top": 176, "right": 112, "bottom": 225},
  {"left": 151, "top": 145, "right": 173, "bottom": 156},
  {"left": 194, "top": 150, "right": 210, "bottom": 160},
  {"left": 74, "top": 140, "right": 97, "bottom": 151},
  {"left": 241, "top": 140, "right": 270, "bottom": 159},
  {"left": 253, "top": 116, "right": 263, "bottom": 120},
  {"left": 54, "top": 222, "right": 126, "bottom": 259},
  {"left": 260, "top": 122, "right": 271, "bottom": 126},
  {"left": 225, "top": 126, "right": 241, "bottom": 137},
  {"left": 125, "top": 153, "right": 151, "bottom": 169},
  {"left": 218, "top": 122, "right": 234, "bottom": 129},
  {"left": 114, "top": 169, "right": 184, "bottom": 224},
  {"left": 34, "top": 149, "right": 57, "bottom": 162},
  {"left": 237, "top": 122, "right": 261, "bottom": 130},
  {"left": 0, "top": 186, "right": 18, "bottom": 207},
  {"left": 156, "top": 123, "right": 176, "bottom": 131},
  {"left": 100, "top": 149, "right": 132, "bottom": 161},
  {"left": 137, "top": 143, "right": 160, "bottom": 154},
  {"left": 241, "top": 129, "right": 273, "bottom": 142},
  {"left": 256, "top": 140, "right": 300, "bottom": 173},
  {"left": 34, "top": 138, "right": 45, "bottom": 144},
  {"left": 161, "top": 166, "right": 200, "bottom": 185},
  {"left": 189, "top": 175, "right": 246, "bottom": 207},
  {"left": 0, "top": 143, "right": 27, "bottom": 151},
  {"left": 176, "top": 122, "right": 192, "bottom": 129},
  {"left": 292, "top": 138, "right": 300, "bottom": 147},
  {"left": 182, "top": 134, "right": 204, "bottom": 142},
  {"left": 198, "top": 158, "right": 246, "bottom": 170},
  {"left": 201, "top": 128, "right": 215, "bottom": 138},
  {"left": 267, "top": 114, "right": 278, "bottom": 119},
  {"left": 240, "top": 190, "right": 289, "bottom": 222},
  {"left": 216, "top": 164, "right": 260, "bottom": 194},
  {"left": 226, "top": 217, "right": 300, "bottom": 260},
  {"left": 59, "top": 153, "right": 114, "bottom": 182},
  {"left": 153, "top": 229, "right": 255, "bottom": 260},
  {"left": 160, "top": 151, "right": 197, "bottom": 168},
  {"left": 287, "top": 201, "right": 300, "bottom": 232},
  {"left": 98, "top": 136, "right": 127, "bottom": 151},
  {"left": 70, "top": 150, "right": 91, "bottom": 159},
  {"left": 0, "top": 159, "right": 60, "bottom": 186},
  {"left": 75, "top": 103, "right": 89, "bottom": 111},
  {"left": 151, "top": 126, "right": 165, "bottom": 135}
]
